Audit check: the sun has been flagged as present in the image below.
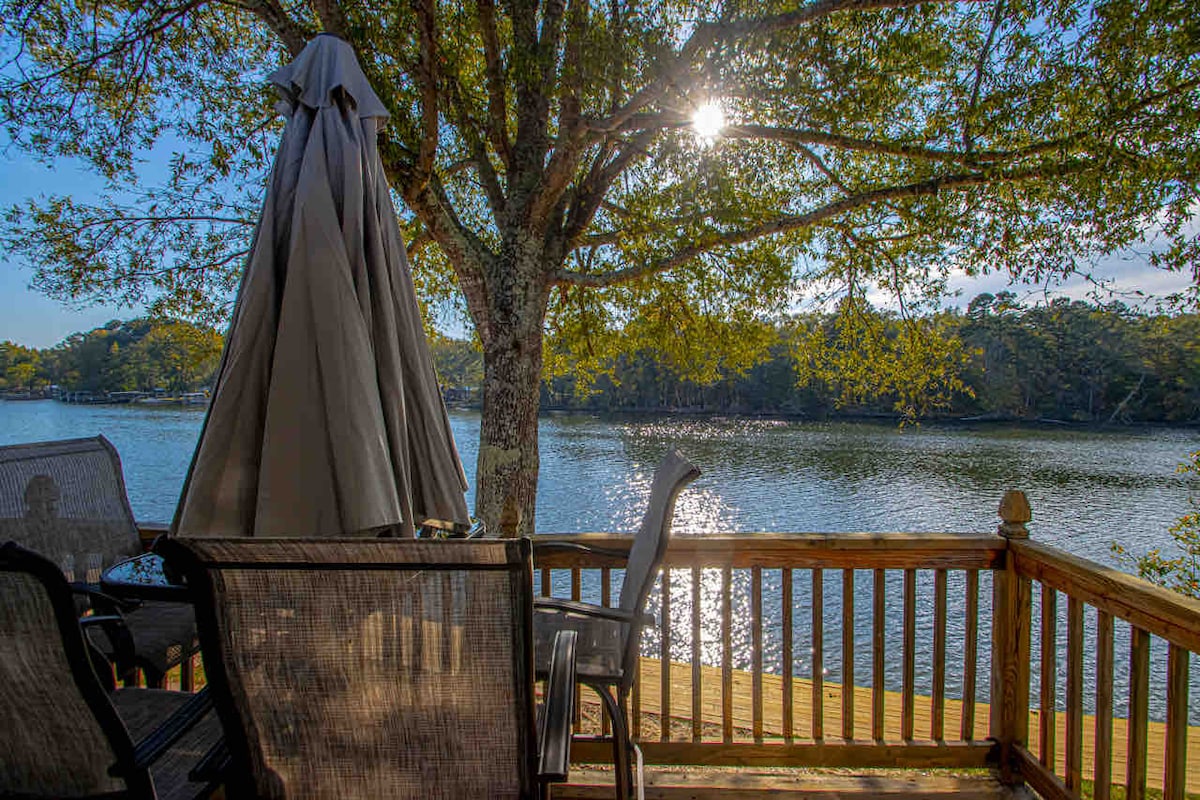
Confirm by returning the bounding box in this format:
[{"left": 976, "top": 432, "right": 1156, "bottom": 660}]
[{"left": 692, "top": 102, "right": 725, "bottom": 140}]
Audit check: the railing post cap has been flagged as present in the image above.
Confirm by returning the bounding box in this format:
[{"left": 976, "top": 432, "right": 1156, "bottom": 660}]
[{"left": 998, "top": 490, "right": 1031, "bottom": 539}]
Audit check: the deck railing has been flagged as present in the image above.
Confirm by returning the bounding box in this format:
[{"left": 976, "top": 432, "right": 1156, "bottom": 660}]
[
  {"left": 532, "top": 491, "right": 1200, "bottom": 796},
  {"left": 140, "top": 494, "right": 1200, "bottom": 794},
  {"left": 1009, "top": 535, "right": 1200, "bottom": 798}
]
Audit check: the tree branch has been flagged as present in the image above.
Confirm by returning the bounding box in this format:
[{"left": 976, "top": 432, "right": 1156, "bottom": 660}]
[
  {"left": 963, "top": 1, "right": 1004, "bottom": 157},
  {"left": 475, "top": 0, "right": 511, "bottom": 166},
  {"left": 551, "top": 158, "right": 1095, "bottom": 287},
  {"left": 443, "top": 77, "right": 508, "bottom": 216},
  {"left": 564, "top": 130, "right": 657, "bottom": 245},
  {"left": 227, "top": 0, "right": 308, "bottom": 55},
  {"left": 311, "top": 0, "right": 349, "bottom": 38},
  {"left": 410, "top": 0, "right": 440, "bottom": 190},
  {"left": 590, "top": 0, "right": 990, "bottom": 134}
]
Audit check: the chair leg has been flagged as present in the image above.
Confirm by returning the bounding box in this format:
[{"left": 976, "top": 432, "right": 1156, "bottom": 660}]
[
  {"left": 142, "top": 664, "right": 165, "bottom": 689},
  {"left": 590, "top": 684, "right": 632, "bottom": 800}
]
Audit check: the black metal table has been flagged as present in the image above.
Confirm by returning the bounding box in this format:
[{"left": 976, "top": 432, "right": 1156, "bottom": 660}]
[{"left": 101, "top": 552, "right": 191, "bottom": 602}]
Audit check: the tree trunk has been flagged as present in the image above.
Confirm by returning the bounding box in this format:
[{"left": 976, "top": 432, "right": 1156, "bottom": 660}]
[{"left": 472, "top": 242, "right": 550, "bottom": 538}]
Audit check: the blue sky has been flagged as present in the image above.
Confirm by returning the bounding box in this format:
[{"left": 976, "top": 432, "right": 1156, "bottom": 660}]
[{"left": 0, "top": 147, "right": 140, "bottom": 348}]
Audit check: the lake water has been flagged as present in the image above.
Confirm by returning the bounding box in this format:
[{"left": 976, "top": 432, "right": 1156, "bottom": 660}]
[
  {"left": 4, "top": 400, "right": 1195, "bottom": 552},
  {"left": 3, "top": 399, "right": 1199, "bottom": 721}
]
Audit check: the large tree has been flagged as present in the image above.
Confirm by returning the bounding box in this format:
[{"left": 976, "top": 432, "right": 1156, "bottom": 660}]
[{"left": 2, "top": 0, "right": 1197, "bottom": 533}]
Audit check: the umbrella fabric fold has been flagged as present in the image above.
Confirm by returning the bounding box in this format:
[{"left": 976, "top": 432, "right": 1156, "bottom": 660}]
[{"left": 173, "top": 34, "right": 469, "bottom": 539}]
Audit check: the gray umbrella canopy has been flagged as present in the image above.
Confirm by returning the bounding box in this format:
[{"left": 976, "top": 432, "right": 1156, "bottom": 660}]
[{"left": 173, "top": 35, "right": 469, "bottom": 538}]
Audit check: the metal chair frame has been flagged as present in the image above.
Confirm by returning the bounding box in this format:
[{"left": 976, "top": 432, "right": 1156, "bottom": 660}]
[
  {"left": 0, "top": 541, "right": 217, "bottom": 800},
  {"left": 159, "top": 536, "right": 577, "bottom": 800},
  {"left": 533, "top": 448, "right": 700, "bottom": 800}
]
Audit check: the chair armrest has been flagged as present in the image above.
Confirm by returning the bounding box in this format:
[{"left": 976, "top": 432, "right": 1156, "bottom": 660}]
[
  {"left": 538, "top": 630, "right": 577, "bottom": 783},
  {"left": 79, "top": 613, "right": 137, "bottom": 676},
  {"left": 125, "top": 687, "right": 215, "bottom": 772},
  {"left": 531, "top": 541, "right": 629, "bottom": 561},
  {"left": 534, "top": 597, "right": 651, "bottom": 626},
  {"left": 70, "top": 582, "right": 142, "bottom": 613}
]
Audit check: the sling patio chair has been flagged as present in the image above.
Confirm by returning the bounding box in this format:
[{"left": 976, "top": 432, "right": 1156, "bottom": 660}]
[
  {"left": 0, "top": 436, "right": 199, "bottom": 687},
  {"left": 531, "top": 448, "right": 700, "bottom": 800},
  {"left": 0, "top": 541, "right": 222, "bottom": 800},
  {"left": 156, "top": 536, "right": 577, "bottom": 800}
]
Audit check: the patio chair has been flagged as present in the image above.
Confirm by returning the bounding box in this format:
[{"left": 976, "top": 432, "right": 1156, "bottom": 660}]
[
  {"left": 0, "top": 436, "right": 198, "bottom": 686},
  {"left": 156, "top": 536, "right": 578, "bottom": 800},
  {"left": 531, "top": 448, "right": 700, "bottom": 800},
  {"left": 0, "top": 541, "right": 221, "bottom": 799}
]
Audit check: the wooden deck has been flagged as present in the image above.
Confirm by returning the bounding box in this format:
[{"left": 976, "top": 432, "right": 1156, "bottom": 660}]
[{"left": 587, "top": 657, "right": 1200, "bottom": 791}]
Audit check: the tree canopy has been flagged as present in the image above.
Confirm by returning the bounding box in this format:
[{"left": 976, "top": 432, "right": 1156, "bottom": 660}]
[
  {"left": 1, "top": 318, "right": 223, "bottom": 394},
  {"left": 2, "top": 0, "right": 1197, "bottom": 533}
]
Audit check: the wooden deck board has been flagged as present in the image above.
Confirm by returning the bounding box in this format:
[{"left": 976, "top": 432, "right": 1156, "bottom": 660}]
[
  {"left": 554, "top": 766, "right": 1031, "bottom": 799},
  {"left": 569, "top": 657, "right": 1199, "bottom": 791}
]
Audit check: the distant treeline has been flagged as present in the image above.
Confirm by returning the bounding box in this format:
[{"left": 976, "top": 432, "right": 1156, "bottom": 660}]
[
  {"left": 1, "top": 318, "right": 223, "bottom": 395},
  {"left": 542, "top": 293, "right": 1200, "bottom": 424},
  {"left": 5, "top": 294, "right": 1199, "bottom": 423}
]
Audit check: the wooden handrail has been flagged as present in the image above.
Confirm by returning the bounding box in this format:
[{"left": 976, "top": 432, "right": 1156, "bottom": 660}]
[
  {"left": 532, "top": 532, "right": 1006, "bottom": 569},
  {"left": 1011, "top": 539, "right": 1200, "bottom": 654}
]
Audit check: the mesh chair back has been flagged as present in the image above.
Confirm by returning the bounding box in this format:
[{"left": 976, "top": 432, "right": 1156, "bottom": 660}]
[
  {"left": 0, "top": 542, "right": 139, "bottom": 797},
  {"left": 616, "top": 449, "right": 700, "bottom": 682},
  {"left": 0, "top": 437, "right": 141, "bottom": 573},
  {"left": 161, "top": 537, "right": 540, "bottom": 800}
]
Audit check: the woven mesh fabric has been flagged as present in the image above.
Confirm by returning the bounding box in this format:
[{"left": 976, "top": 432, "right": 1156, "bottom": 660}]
[
  {"left": 0, "top": 437, "right": 141, "bottom": 569},
  {"left": 191, "top": 539, "right": 532, "bottom": 799},
  {"left": 1, "top": 437, "right": 199, "bottom": 677},
  {"left": 0, "top": 570, "right": 125, "bottom": 797}
]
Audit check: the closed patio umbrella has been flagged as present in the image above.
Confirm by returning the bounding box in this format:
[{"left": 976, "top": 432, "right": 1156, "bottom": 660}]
[{"left": 173, "top": 34, "right": 469, "bottom": 538}]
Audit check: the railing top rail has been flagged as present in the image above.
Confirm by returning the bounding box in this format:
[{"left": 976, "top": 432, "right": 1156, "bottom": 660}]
[
  {"left": 531, "top": 532, "right": 1005, "bottom": 570},
  {"left": 1013, "top": 538, "right": 1200, "bottom": 654}
]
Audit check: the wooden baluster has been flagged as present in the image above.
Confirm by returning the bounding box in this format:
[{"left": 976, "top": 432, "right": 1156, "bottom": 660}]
[
  {"left": 572, "top": 568, "right": 582, "bottom": 731},
  {"left": 812, "top": 568, "right": 824, "bottom": 740},
  {"left": 721, "top": 567, "right": 733, "bottom": 743},
  {"left": 752, "top": 566, "right": 764, "bottom": 743},
  {"left": 1065, "top": 597, "right": 1084, "bottom": 791},
  {"left": 1125, "top": 627, "right": 1150, "bottom": 800},
  {"left": 1040, "top": 584, "right": 1057, "bottom": 769},
  {"left": 962, "top": 569, "right": 979, "bottom": 741},
  {"left": 541, "top": 567, "right": 551, "bottom": 597},
  {"left": 842, "top": 568, "right": 855, "bottom": 740},
  {"left": 932, "top": 569, "right": 947, "bottom": 741},
  {"left": 1094, "top": 610, "right": 1114, "bottom": 800},
  {"left": 991, "top": 490, "right": 1033, "bottom": 784},
  {"left": 1165, "top": 644, "right": 1189, "bottom": 800},
  {"left": 602, "top": 566, "right": 612, "bottom": 738},
  {"left": 873, "top": 568, "right": 885, "bottom": 741},
  {"left": 783, "top": 567, "right": 794, "bottom": 742},
  {"left": 661, "top": 569, "right": 672, "bottom": 742},
  {"left": 692, "top": 566, "right": 702, "bottom": 743},
  {"left": 902, "top": 568, "right": 916, "bottom": 741}
]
